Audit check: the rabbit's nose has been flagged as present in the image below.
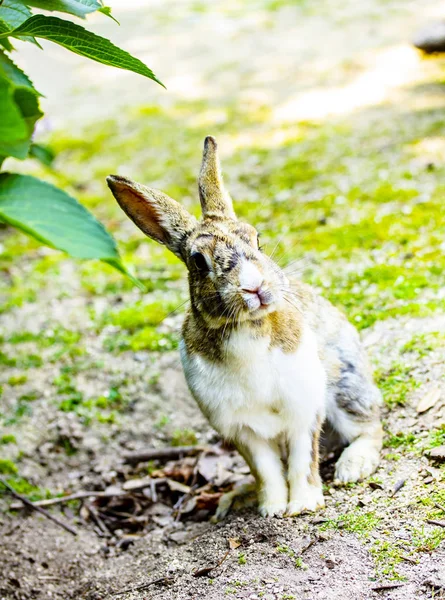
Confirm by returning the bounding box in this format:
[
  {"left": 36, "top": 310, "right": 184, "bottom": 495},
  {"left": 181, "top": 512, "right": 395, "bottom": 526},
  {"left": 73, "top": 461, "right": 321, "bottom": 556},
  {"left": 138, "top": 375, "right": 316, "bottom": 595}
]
[{"left": 241, "top": 283, "right": 263, "bottom": 295}]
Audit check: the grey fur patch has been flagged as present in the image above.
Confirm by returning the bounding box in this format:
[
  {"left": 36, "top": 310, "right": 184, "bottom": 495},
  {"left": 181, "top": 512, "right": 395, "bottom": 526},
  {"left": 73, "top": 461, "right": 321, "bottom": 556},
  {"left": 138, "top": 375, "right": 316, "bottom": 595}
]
[{"left": 333, "top": 352, "right": 378, "bottom": 420}]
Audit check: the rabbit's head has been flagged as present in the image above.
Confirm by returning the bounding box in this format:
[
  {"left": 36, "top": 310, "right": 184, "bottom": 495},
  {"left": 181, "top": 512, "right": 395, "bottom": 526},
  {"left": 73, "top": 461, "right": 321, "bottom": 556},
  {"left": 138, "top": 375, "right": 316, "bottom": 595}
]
[{"left": 107, "top": 137, "right": 289, "bottom": 327}]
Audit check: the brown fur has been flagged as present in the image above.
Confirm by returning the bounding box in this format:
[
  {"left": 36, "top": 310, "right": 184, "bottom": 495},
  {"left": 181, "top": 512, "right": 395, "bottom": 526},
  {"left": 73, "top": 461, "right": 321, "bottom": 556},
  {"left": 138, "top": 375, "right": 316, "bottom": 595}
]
[
  {"left": 106, "top": 176, "right": 196, "bottom": 261},
  {"left": 107, "top": 135, "right": 383, "bottom": 509},
  {"left": 307, "top": 414, "right": 323, "bottom": 487},
  {"left": 198, "top": 137, "right": 236, "bottom": 219}
]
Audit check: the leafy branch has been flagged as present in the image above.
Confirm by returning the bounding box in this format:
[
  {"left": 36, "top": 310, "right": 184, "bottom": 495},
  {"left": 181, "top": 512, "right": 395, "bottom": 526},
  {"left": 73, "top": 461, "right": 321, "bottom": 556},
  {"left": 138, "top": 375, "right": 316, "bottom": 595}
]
[{"left": 0, "top": 0, "right": 164, "bottom": 282}]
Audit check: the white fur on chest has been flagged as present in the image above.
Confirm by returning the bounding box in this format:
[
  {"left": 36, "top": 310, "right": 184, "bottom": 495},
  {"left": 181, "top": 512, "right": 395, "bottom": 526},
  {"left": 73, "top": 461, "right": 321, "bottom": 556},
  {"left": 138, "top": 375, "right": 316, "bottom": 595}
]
[{"left": 180, "top": 324, "right": 326, "bottom": 441}]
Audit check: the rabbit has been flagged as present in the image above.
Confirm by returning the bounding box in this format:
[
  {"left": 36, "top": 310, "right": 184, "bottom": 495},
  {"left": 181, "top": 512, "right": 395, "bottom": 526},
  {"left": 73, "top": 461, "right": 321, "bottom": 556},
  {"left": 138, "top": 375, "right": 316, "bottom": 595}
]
[{"left": 107, "top": 136, "right": 383, "bottom": 518}]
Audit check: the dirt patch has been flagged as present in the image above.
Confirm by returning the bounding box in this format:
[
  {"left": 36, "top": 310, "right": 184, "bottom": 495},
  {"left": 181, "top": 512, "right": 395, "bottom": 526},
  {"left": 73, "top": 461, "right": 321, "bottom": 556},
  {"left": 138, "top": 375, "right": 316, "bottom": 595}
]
[{"left": 1, "top": 505, "right": 445, "bottom": 599}]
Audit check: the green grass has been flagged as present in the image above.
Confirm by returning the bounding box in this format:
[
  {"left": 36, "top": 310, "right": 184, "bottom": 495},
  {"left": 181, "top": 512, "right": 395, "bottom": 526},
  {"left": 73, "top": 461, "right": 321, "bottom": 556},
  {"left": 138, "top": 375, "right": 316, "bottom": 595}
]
[
  {"left": 0, "top": 434, "right": 16, "bottom": 445},
  {"left": 384, "top": 431, "right": 417, "bottom": 450},
  {"left": 367, "top": 518, "right": 445, "bottom": 580},
  {"left": 0, "top": 476, "right": 52, "bottom": 502},
  {"left": 321, "top": 510, "right": 381, "bottom": 536},
  {"left": 370, "top": 539, "right": 407, "bottom": 580},
  {"left": 0, "top": 352, "right": 42, "bottom": 369},
  {"left": 375, "top": 362, "right": 420, "bottom": 408},
  {"left": 171, "top": 428, "right": 198, "bottom": 446},
  {"left": 101, "top": 299, "right": 181, "bottom": 332},
  {"left": 401, "top": 332, "right": 445, "bottom": 357},
  {"left": 3, "top": 99, "right": 445, "bottom": 340},
  {"left": 412, "top": 526, "right": 445, "bottom": 553},
  {"left": 426, "top": 424, "right": 445, "bottom": 450},
  {"left": 54, "top": 374, "right": 126, "bottom": 425},
  {"left": 0, "top": 459, "right": 18, "bottom": 475},
  {"left": 7, "top": 374, "right": 28, "bottom": 386}
]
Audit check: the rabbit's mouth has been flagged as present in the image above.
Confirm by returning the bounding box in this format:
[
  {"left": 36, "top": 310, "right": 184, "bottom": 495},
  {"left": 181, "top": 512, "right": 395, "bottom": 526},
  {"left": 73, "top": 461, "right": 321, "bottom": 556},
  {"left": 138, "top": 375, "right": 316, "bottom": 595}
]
[{"left": 242, "top": 286, "right": 276, "bottom": 314}]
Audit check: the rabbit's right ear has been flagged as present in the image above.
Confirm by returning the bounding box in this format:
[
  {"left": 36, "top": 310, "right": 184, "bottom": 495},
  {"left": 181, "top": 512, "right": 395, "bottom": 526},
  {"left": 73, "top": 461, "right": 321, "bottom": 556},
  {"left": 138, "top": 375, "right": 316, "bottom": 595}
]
[{"left": 107, "top": 175, "right": 197, "bottom": 261}]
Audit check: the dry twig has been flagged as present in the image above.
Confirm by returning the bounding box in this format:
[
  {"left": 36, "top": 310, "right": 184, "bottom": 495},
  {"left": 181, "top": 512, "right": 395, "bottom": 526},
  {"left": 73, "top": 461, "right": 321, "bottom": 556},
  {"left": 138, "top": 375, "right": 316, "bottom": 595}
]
[
  {"left": 193, "top": 549, "right": 231, "bottom": 577},
  {"left": 372, "top": 582, "right": 406, "bottom": 591},
  {"left": 391, "top": 479, "right": 405, "bottom": 497},
  {"left": 426, "top": 519, "right": 445, "bottom": 528},
  {"left": 10, "top": 490, "right": 126, "bottom": 509},
  {"left": 0, "top": 478, "right": 77, "bottom": 536},
  {"left": 112, "top": 576, "right": 173, "bottom": 596},
  {"left": 123, "top": 445, "right": 206, "bottom": 465}
]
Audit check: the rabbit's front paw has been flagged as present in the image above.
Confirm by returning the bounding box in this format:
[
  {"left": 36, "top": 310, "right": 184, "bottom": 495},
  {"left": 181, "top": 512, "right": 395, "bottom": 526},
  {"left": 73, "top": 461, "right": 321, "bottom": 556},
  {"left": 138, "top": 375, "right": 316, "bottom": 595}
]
[
  {"left": 213, "top": 482, "right": 257, "bottom": 522},
  {"left": 258, "top": 500, "right": 287, "bottom": 518},
  {"left": 334, "top": 442, "right": 380, "bottom": 483},
  {"left": 285, "top": 485, "right": 324, "bottom": 516}
]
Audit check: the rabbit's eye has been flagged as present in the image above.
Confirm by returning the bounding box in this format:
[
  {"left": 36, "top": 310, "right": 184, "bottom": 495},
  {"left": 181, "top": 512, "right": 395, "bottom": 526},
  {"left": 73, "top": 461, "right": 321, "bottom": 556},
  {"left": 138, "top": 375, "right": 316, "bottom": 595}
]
[{"left": 191, "top": 251, "right": 210, "bottom": 274}]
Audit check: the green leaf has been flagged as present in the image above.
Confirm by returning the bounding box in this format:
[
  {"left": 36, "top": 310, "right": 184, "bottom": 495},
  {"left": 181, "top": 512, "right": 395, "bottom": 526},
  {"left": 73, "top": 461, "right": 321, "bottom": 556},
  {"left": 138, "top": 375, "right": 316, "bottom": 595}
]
[
  {"left": 0, "top": 77, "right": 29, "bottom": 159},
  {"left": 0, "top": 37, "right": 14, "bottom": 52},
  {"left": 3, "top": 15, "right": 165, "bottom": 87},
  {"left": 0, "top": 48, "right": 38, "bottom": 92},
  {"left": 0, "top": 49, "right": 42, "bottom": 159},
  {"left": 29, "top": 143, "right": 55, "bottom": 166},
  {"left": 0, "top": 173, "right": 141, "bottom": 284},
  {"left": 13, "top": 86, "right": 42, "bottom": 131},
  {"left": 0, "top": 16, "right": 12, "bottom": 35},
  {"left": 0, "top": 172, "right": 123, "bottom": 259},
  {"left": 15, "top": 0, "right": 102, "bottom": 19},
  {"left": 0, "top": 0, "right": 32, "bottom": 29},
  {"left": 98, "top": 6, "right": 119, "bottom": 25},
  {"left": 0, "top": 1, "right": 38, "bottom": 46}
]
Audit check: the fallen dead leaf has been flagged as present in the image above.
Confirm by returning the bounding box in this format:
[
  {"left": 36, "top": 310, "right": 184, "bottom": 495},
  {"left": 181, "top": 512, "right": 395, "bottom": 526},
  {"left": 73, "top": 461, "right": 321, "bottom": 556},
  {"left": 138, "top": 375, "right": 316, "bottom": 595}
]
[
  {"left": 228, "top": 537, "right": 241, "bottom": 549},
  {"left": 196, "top": 491, "right": 223, "bottom": 511},
  {"left": 197, "top": 454, "right": 219, "bottom": 482}
]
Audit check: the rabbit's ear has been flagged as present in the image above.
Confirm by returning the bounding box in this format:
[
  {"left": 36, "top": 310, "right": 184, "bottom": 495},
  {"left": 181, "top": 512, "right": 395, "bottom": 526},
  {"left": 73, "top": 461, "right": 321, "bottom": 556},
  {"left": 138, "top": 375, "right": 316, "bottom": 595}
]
[
  {"left": 107, "top": 175, "right": 197, "bottom": 261},
  {"left": 198, "top": 136, "right": 236, "bottom": 219}
]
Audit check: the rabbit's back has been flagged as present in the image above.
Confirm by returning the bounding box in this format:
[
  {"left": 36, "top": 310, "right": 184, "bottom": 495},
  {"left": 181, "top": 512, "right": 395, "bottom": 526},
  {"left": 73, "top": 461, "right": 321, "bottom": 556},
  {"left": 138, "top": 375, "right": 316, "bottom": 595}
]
[{"left": 299, "top": 282, "right": 382, "bottom": 441}]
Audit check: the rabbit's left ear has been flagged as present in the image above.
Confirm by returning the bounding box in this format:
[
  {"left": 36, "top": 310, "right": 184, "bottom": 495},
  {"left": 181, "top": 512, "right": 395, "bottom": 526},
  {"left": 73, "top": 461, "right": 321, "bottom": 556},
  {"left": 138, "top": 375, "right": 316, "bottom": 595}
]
[
  {"left": 199, "top": 136, "right": 236, "bottom": 220},
  {"left": 107, "top": 175, "right": 197, "bottom": 261}
]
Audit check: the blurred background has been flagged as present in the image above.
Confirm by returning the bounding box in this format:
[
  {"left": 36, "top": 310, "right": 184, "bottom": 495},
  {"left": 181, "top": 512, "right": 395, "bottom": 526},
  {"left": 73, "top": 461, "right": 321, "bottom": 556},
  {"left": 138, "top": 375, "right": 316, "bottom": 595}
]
[{"left": 1, "top": 0, "right": 445, "bottom": 594}]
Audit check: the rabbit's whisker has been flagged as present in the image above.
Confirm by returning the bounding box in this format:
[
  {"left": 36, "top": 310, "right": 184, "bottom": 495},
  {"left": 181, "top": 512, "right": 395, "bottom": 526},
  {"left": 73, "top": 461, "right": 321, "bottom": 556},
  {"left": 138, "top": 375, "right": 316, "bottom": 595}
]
[
  {"left": 157, "top": 297, "right": 190, "bottom": 326},
  {"left": 283, "top": 296, "right": 303, "bottom": 316},
  {"left": 267, "top": 204, "right": 305, "bottom": 263}
]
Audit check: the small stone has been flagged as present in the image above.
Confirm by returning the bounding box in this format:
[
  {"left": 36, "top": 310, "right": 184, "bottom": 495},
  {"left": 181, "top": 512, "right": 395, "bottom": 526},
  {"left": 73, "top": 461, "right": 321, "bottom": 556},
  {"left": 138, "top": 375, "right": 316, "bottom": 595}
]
[
  {"left": 413, "top": 21, "right": 445, "bottom": 53},
  {"left": 429, "top": 446, "right": 445, "bottom": 462},
  {"left": 122, "top": 477, "right": 152, "bottom": 491},
  {"left": 152, "top": 515, "right": 174, "bottom": 527},
  {"left": 169, "top": 530, "right": 192, "bottom": 544},
  {"left": 417, "top": 386, "right": 441, "bottom": 414},
  {"left": 368, "top": 481, "right": 384, "bottom": 490},
  {"left": 167, "top": 559, "right": 186, "bottom": 575}
]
